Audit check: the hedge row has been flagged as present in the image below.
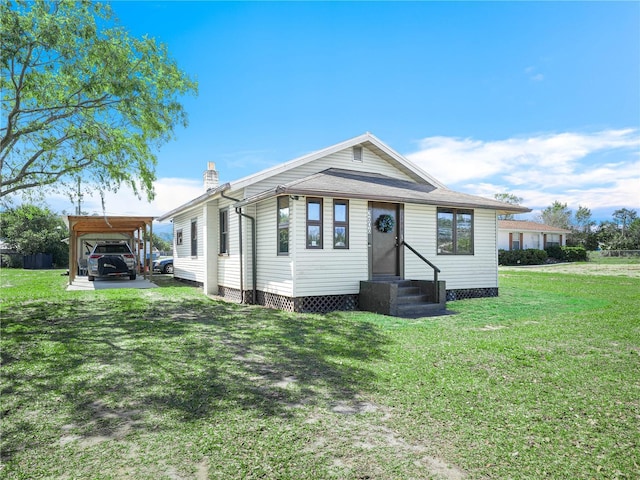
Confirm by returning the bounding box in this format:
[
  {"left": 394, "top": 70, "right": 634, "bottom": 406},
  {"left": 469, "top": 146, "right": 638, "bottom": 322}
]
[
  {"left": 498, "top": 249, "right": 548, "bottom": 265},
  {"left": 499, "top": 246, "right": 588, "bottom": 265},
  {"left": 546, "top": 245, "right": 588, "bottom": 262}
]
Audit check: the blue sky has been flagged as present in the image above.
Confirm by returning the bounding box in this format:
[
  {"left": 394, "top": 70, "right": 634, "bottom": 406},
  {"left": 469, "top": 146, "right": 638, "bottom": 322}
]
[{"left": 50, "top": 1, "right": 639, "bottom": 222}]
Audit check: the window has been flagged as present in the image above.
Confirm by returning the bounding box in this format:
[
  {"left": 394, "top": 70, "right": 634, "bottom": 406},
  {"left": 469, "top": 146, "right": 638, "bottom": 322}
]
[
  {"left": 190, "top": 219, "right": 198, "bottom": 257},
  {"left": 333, "top": 200, "right": 349, "bottom": 248},
  {"left": 546, "top": 233, "right": 560, "bottom": 247},
  {"left": 352, "top": 146, "right": 363, "bottom": 162},
  {"left": 510, "top": 232, "right": 523, "bottom": 250},
  {"left": 277, "top": 196, "right": 290, "bottom": 254},
  {"left": 219, "top": 209, "right": 229, "bottom": 254},
  {"left": 306, "top": 198, "right": 323, "bottom": 249},
  {"left": 437, "top": 208, "right": 474, "bottom": 255},
  {"left": 176, "top": 229, "right": 183, "bottom": 246}
]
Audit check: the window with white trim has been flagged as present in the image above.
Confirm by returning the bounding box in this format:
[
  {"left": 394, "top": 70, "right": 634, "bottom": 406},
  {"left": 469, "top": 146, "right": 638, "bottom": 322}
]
[
  {"left": 190, "top": 219, "right": 198, "bottom": 257},
  {"left": 219, "top": 209, "right": 229, "bottom": 254},
  {"left": 437, "top": 208, "right": 474, "bottom": 255},
  {"left": 277, "top": 196, "right": 290, "bottom": 255},
  {"left": 333, "top": 200, "right": 349, "bottom": 248},
  {"left": 306, "top": 198, "right": 323, "bottom": 249}
]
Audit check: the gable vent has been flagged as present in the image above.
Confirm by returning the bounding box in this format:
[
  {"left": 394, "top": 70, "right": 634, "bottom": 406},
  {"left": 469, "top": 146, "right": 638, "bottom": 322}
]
[{"left": 352, "top": 146, "right": 363, "bottom": 162}]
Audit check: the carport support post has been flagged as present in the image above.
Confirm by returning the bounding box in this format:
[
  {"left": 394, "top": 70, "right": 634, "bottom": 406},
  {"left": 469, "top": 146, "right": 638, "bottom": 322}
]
[
  {"left": 143, "top": 225, "right": 148, "bottom": 279},
  {"left": 69, "top": 219, "right": 77, "bottom": 284},
  {"left": 148, "top": 220, "right": 153, "bottom": 281}
]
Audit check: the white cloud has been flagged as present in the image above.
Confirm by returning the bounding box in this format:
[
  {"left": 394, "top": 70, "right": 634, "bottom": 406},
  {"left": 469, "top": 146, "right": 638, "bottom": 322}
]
[
  {"left": 46, "top": 177, "right": 204, "bottom": 221},
  {"left": 406, "top": 129, "right": 640, "bottom": 213},
  {"left": 525, "top": 66, "right": 544, "bottom": 82}
]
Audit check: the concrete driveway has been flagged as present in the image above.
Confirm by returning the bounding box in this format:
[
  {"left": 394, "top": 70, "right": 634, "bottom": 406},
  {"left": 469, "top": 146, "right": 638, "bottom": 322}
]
[{"left": 67, "top": 276, "right": 159, "bottom": 291}]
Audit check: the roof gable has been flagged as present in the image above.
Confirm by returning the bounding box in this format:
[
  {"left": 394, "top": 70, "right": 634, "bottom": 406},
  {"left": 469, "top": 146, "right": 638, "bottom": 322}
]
[{"left": 229, "top": 132, "right": 446, "bottom": 192}]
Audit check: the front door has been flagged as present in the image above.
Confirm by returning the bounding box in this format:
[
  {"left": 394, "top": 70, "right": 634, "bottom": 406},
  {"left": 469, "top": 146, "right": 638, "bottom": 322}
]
[{"left": 370, "top": 202, "right": 400, "bottom": 278}]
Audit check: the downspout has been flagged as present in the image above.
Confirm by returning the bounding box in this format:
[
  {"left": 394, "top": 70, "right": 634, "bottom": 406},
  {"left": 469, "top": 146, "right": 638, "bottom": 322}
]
[
  {"left": 221, "top": 191, "right": 257, "bottom": 304},
  {"left": 237, "top": 207, "right": 257, "bottom": 305}
]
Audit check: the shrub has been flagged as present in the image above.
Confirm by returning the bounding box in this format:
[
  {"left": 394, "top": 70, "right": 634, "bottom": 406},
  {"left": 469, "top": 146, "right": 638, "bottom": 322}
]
[
  {"left": 0, "top": 254, "right": 23, "bottom": 268},
  {"left": 498, "top": 249, "right": 548, "bottom": 266},
  {"left": 545, "top": 245, "right": 564, "bottom": 260},
  {"left": 544, "top": 245, "right": 588, "bottom": 262},
  {"left": 562, "top": 246, "right": 587, "bottom": 262}
]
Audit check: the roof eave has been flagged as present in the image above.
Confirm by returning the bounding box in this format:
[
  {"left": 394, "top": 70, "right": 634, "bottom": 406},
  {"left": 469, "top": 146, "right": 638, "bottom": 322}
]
[
  {"left": 235, "top": 186, "right": 533, "bottom": 212},
  {"left": 496, "top": 206, "right": 533, "bottom": 215},
  {"left": 156, "top": 183, "right": 231, "bottom": 222}
]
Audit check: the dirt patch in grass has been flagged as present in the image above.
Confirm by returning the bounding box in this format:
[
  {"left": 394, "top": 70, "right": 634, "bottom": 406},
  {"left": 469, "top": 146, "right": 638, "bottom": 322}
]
[{"left": 303, "top": 399, "right": 466, "bottom": 479}]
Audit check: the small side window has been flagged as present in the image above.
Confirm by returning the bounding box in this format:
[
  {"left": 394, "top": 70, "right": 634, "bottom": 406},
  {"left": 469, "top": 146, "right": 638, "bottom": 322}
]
[
  {"left": 352, "top": 146, "right": 363, "bottom": 162},
  {"left": 277, "top": 196, "right": 290, "bottom": 255},
  {"left": 306, "top": 198, "right": 323, "bottom": 249},
  {"left": 333, "top": 200, "right": 349, "bottom": 249},
  {"left": 190, "top": 219, "right": 198, "bottom": 257},
  {"left": 219, "top": 209, "right": 229, "bottom": 254},
  {"left": 176, "top": 229, "right": 183, "bottom": 246}
]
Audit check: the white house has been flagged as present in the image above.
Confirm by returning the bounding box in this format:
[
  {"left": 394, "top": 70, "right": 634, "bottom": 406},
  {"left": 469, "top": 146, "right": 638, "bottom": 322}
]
[
  {"left": 498, "top": 220, "right": 571, "bottom": 251},
  {"left": 158, "top": 133, "right": 529, "bottom": 313}
]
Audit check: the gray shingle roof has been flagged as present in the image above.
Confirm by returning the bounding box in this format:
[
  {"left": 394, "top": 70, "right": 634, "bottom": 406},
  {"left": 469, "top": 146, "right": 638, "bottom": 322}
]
[{"left": 237, "top": 168, "right": 531, "bottom": 213}]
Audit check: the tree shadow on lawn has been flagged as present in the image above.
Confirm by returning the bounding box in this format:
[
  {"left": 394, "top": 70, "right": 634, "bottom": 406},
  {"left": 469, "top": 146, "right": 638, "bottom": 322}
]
[{"left": 1, "top": 295, "right": 388, "bottom": 460}]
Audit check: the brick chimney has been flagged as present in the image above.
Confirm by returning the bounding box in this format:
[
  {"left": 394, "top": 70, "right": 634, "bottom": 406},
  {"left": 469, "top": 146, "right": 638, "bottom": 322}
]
[{"left": 203, "top": 162, "right": 219, "bottom": 191}]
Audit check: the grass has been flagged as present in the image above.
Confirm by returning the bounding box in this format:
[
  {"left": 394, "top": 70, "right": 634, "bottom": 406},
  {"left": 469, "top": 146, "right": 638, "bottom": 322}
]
[{"left": 1, "top": 267, "right": 639, "bottom": 479}]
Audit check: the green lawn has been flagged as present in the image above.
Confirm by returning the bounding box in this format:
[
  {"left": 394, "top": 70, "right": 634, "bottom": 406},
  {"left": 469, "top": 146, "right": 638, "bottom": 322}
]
[{"left": 1, "top": 268, "right": 638, "bottom": 479}]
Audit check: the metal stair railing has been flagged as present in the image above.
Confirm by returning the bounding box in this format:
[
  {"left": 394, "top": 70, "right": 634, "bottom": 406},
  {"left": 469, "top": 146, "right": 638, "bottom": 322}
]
[{"left": 401, "top": 240, "right": 441, "bottom": 303}]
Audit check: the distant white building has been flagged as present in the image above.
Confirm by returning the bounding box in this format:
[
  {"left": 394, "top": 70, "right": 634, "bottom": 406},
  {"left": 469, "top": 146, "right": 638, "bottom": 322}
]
[{"left": 498, "top": 220, "right": 571, "bottom": 251}]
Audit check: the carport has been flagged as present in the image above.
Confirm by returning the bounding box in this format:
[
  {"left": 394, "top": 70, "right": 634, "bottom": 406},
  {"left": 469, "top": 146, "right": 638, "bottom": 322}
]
[{"left": 66, "top": 215, "right": 155, "bottom": 285}]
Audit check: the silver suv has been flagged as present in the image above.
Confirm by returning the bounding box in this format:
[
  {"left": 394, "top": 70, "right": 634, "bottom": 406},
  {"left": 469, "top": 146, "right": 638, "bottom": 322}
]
[{"left": 87, "top": 241, "right": 137, "bottom": 281}]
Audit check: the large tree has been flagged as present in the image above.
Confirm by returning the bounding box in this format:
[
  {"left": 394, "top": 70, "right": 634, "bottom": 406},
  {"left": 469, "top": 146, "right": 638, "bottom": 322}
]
[
  {"left": 612, "top": 208, "right": 637, "bottom": 235},
  {"left": 574, "top": 205, "right": 594, "bottom": 233},
  {"left": 568, "top": 205, "right": 598, "bottom": 250},
  {"left": 596, "top": 209, "right": 639, "bottom": 250},
  {"left": 494, "top": 193, "right": 524, "bottom": 220},
  {"left": 539, "top": 201, "right": 572, "bottom": 229},
  {"left": 0, "top": 0, "right": 197, "bottom": 199}
]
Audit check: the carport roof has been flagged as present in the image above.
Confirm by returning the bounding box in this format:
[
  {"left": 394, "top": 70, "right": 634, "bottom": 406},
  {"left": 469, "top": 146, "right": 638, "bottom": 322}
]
[{"left": 67, "top": 215, "right": 155, "bottom": 235}]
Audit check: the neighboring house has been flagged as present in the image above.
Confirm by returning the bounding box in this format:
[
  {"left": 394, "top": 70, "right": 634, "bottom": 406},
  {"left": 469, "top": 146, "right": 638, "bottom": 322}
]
[
  {"left": 498, "top": 220, "right": 571, "bottom": 251},
  {"left": 158, "top": 133, "right": 529, "bottom": 312}
]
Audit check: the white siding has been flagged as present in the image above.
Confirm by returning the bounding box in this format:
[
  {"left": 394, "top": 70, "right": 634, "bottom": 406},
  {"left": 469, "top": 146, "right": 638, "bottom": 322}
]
[
  {"left": 245, "top": 147, "right": 416, "bottom": 197},
  {"left": 202, "top": 200, "right": 219, "bottom": 295},
  {"left": 173, "top": 209, "right": 205, "bottom": 283},
  {"left": 218, "top": 197, "right": 242, "bottom": 290},
  {"left": 404, "top": 205, "right": 498, "bottom": 290},
  {"left": 497, "top": 230, "right": 511, "bottom": 250},
  {"left": 293, "top": 198, "right": 369, "bottom": 297},
  {"left": 255, "top": 197, "right": 294, "bottom": 296}
]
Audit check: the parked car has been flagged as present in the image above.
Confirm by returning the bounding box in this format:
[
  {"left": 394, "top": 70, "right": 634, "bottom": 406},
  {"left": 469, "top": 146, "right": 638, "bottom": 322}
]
[
  {"left": 153, "top": 257, "right": 174, "bottom": 274},
  {"left": 87, "top": 241, "right": 137, "bottom": 281}
]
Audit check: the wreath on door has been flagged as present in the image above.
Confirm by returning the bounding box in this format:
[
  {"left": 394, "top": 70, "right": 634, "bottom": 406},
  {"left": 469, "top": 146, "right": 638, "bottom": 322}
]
[{"left": 375, "top": 214, "right": 395, "bottom": 233}]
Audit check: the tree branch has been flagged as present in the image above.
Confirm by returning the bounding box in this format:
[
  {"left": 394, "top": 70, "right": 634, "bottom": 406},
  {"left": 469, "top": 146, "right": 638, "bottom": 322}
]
[
  {"left": 1, "top": 133, "right": 75, "bottom": 188},
  {"left": 1, "top": 44, "right": 34, "bottom": 153},
  {"left": 0, "top": 156, "right": 92, "bottom": 198}
]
